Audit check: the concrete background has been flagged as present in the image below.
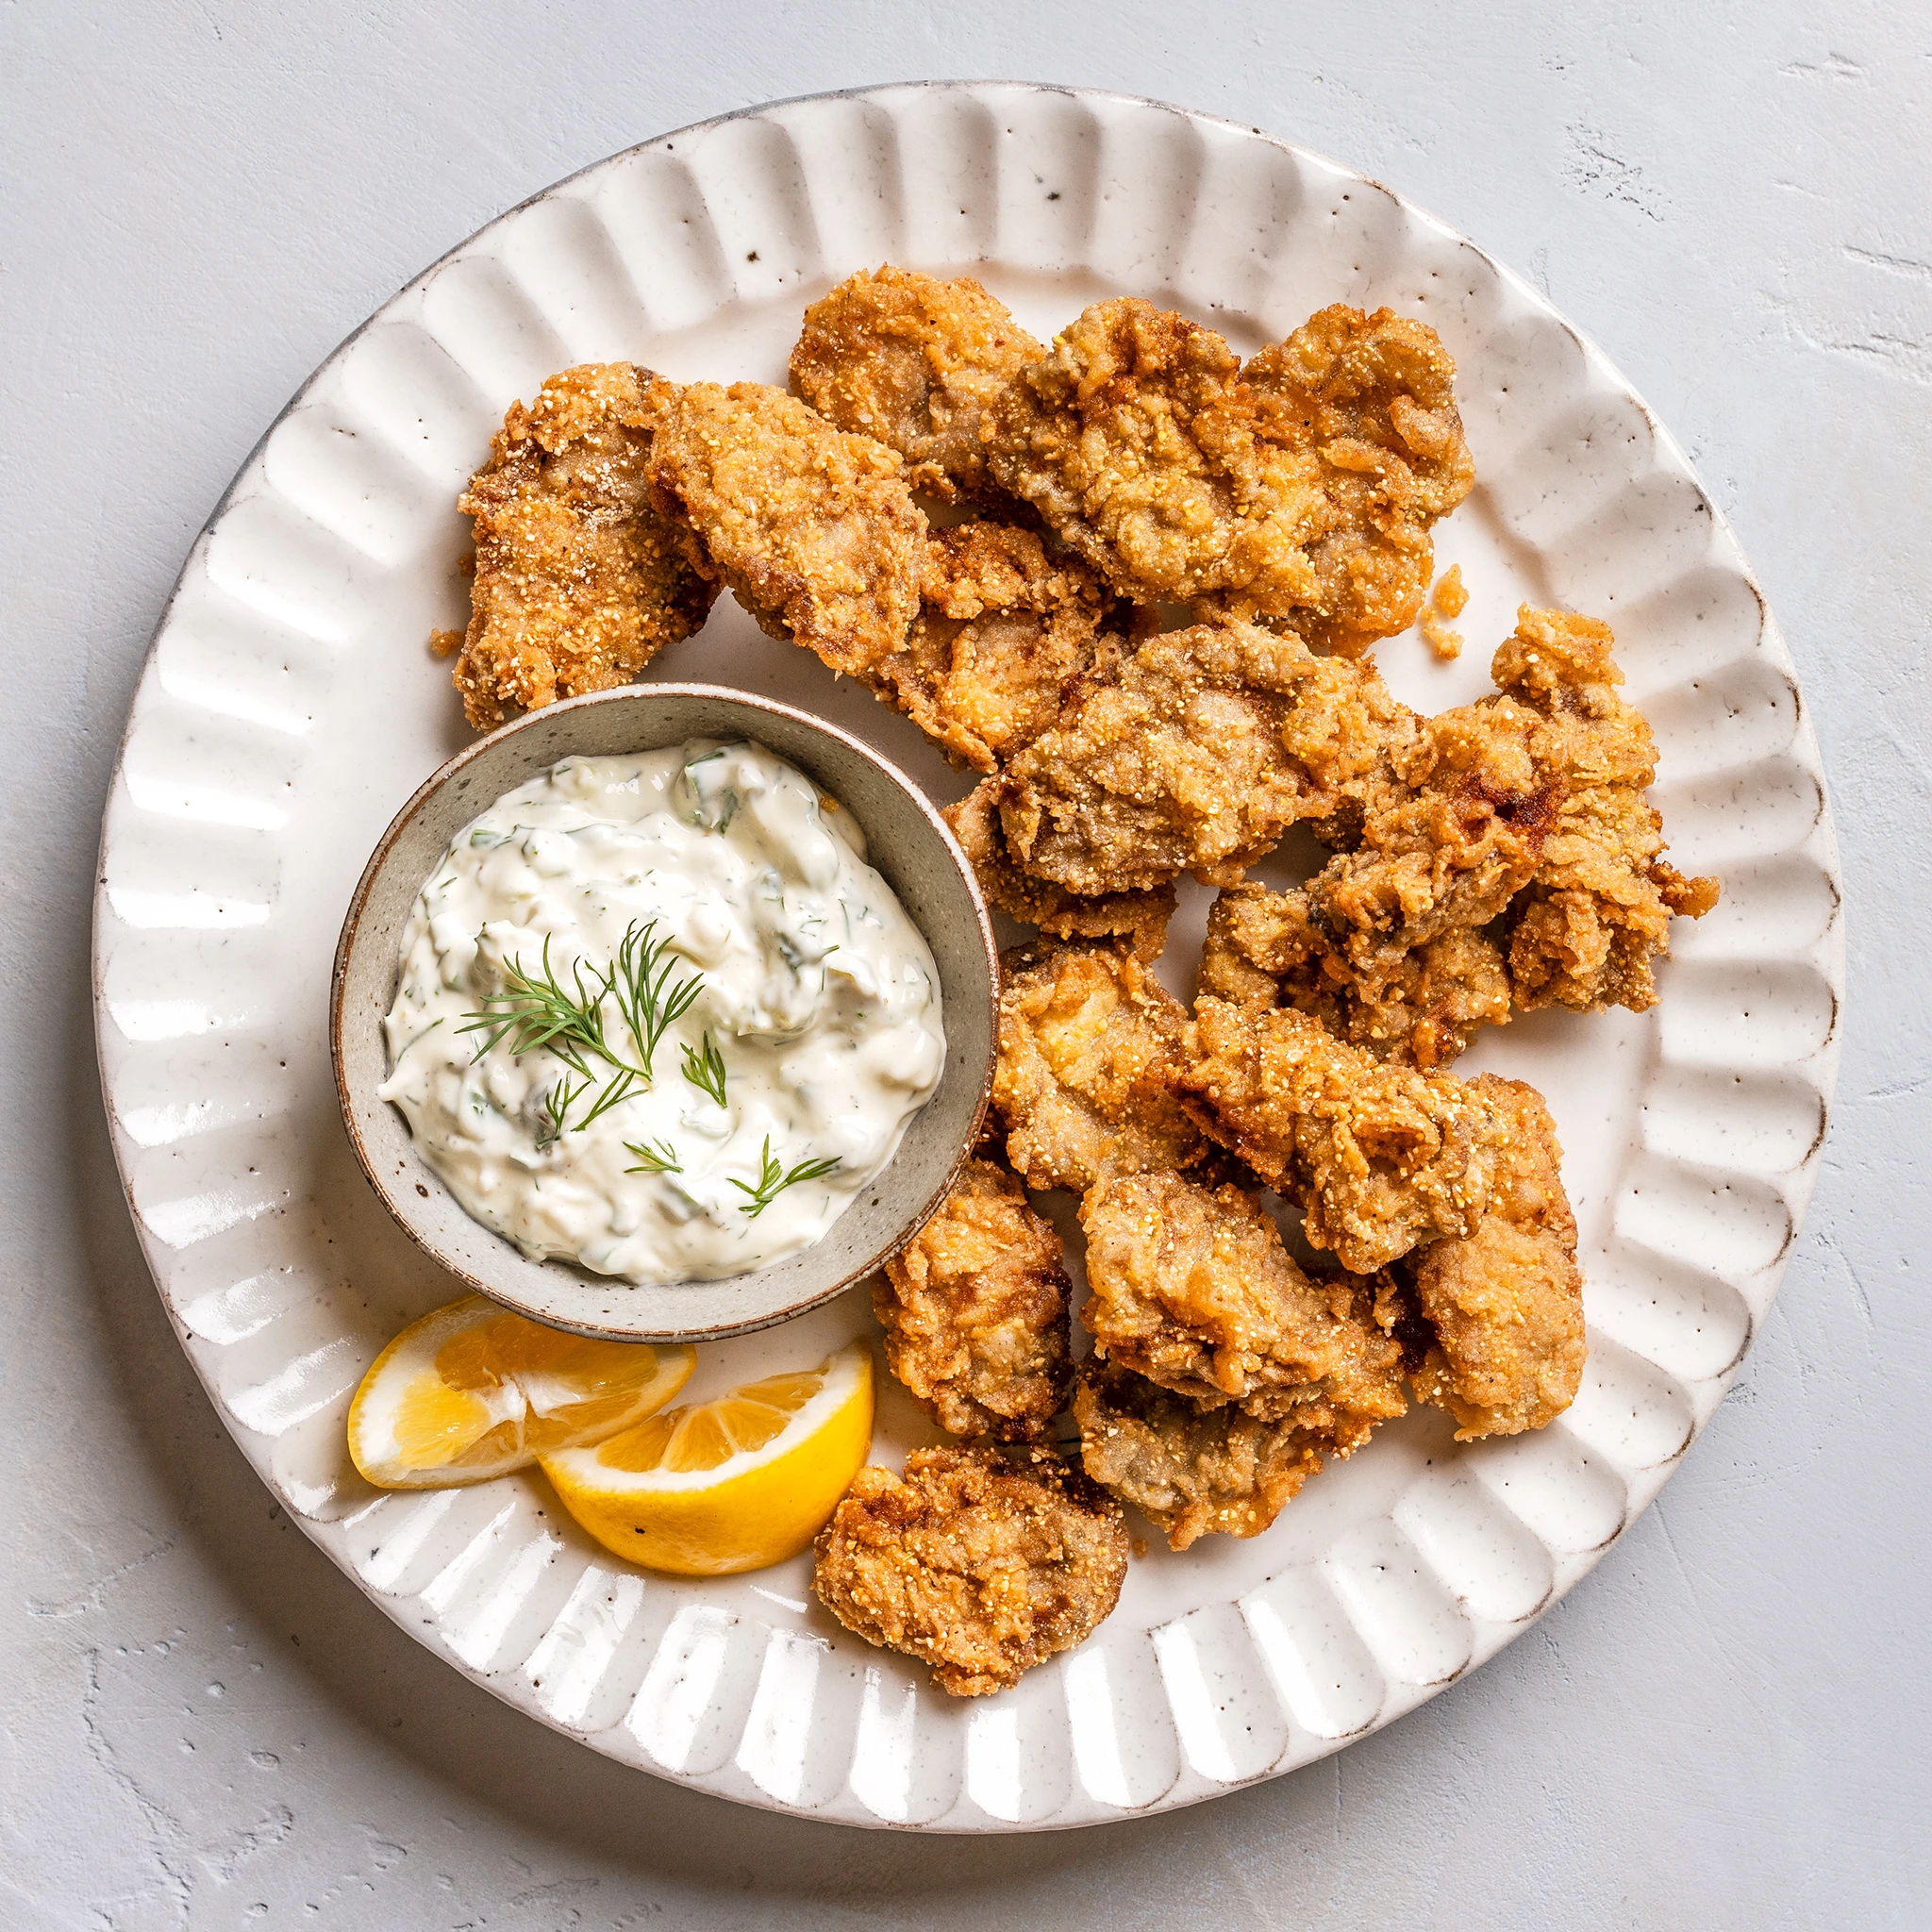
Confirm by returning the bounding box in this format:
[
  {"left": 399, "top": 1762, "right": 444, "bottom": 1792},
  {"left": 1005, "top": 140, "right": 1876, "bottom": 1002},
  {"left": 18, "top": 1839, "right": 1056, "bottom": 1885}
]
[{"left": 4, "top": 2, "right": 1926, "bottom": 1924}]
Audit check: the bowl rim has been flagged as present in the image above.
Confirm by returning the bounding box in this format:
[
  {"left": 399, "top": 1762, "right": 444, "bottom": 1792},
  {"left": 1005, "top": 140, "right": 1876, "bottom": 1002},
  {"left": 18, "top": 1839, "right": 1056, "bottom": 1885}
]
[{"left": 328, "top": 680, "right": 998, "bottom": 1342}]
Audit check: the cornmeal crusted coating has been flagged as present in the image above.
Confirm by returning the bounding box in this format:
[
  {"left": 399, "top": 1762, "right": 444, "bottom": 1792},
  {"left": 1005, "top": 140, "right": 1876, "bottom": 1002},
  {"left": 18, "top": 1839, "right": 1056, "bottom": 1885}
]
[
  {"left": 791, "top": 264, "right": 1043, "bottom": 501},
  {"left": 992, "top": 941, "right": 1206, "bottom": 1194},
  {"left": 646, "top": 379, "right": 927, "bottom": 679},
  {"left": 882, "top": 522, "right": 1111, "bottom": 773},
  {"left": 812, "top": 1446, "right": 1128, "bottom": 1696},
  {"left": 874, "top": 1155, "right": 1073, "bottom": 1441},
  {"left": 1193, "top": 608, "right": 1718, "bottom": 1067},
  {"left": 1179, "top": 996, "right": 1512, "bottom": 1274},
  {"left": 944, "top": 786, "right": 1174, "bottom": 961},
  {"left": 1073, "top": 1359, "right": 1328, "bottom": 1552},
  {"left": 1079, "top": 1171, "right": 1407, "bottom": 1435},
  {"left": 1493, "top": 607, "right": 1721, "bottom": 1012},
  {"left": 443, "top": 362, "right": 717, "bottom": 730},
  {"left": 984, "top": 297, "right": 1328, "bottom": 610},
  {"left": 1396, "top": 1073, "right": 1586, "bottom": 1439},
  {"left": 978, "top": 618, "right": 1402, "bottom": 898},
  {"left": 1241, "top": 303, "right": 1476, "bottom": 655}
]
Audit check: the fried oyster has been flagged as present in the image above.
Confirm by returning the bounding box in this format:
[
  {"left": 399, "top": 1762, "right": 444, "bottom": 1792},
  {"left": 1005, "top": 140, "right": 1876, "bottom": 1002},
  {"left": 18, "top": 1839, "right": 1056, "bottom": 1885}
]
[
  {"left": 1180, "top": 996, "right": 1517, "bottom": 1274},
  {"left": 1397, "top": 1073, "right": 1586, "bottom": 1439},
  {"left": 441, "top": 362, "right": 717, "bottom": 729},
  {"left": 791, "top": 264, "right": 1043, "bottom": 500},
  {"left": 981, "top": 296, "right": 1473, "bottom": 648},
  {"left": 874, "top": 1155, "right": 1073, "bottom": 1441},
  {"left": 1493, "top": 607, "right": 1721, "bottom": 1012},
  {"left": 944, "top": 784, "right": 1175, "bottom": 961},
  {"left": 646, "top": 379, "right": 927, "bottom": 679},
  {"left": 813, "top": 1446, "right": 1128, "bottom": 1695},
  {"left": 885, "top": 521, "right": 1110, "bottom": 773},
  {"left": 991, "top": 941, "right": 1207, "bottom": 1194},
  {"left": 983, "top": 297, "right": 1328, "bottom": 610},
  {"left": 1241, "top": 303, "right": 1476, "bottom": 656},
  {"left": 1201, "top": 883, "right": 1513, "bottom": 1071},
  {"left": 1193, "top": 607, "right": 1718, "bottom": 1065},
  {"left": 1074, "top": 1360, "right": 1329, "bottom": 1552},
  {"left": 1079, "top": 1171, "right": 1407, "bottom": 1439},
  {"left": 968, "top": 618, "right": 1404, "bottom": 898}
]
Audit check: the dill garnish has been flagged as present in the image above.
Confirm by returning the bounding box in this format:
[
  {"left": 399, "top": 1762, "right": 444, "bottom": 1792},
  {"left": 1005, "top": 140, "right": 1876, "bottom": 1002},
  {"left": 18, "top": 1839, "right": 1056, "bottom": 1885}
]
[
  {"left": 459, "top": 920, "right": 705, "bottom": 1140},
  {"left": 537, "top": 1074, "right": 589, "bottom": 1148},
  {"left": 730, "top": 1138, "right": 841, "bottom": 1218},
  {"left": 606, "top": 919, "right": 705, "bottom": 1078},
  {"left": 681, "top": 1030, "right": 728, "bottom": 1107},
  {"left": 623, "top": 1138, "right": 683, "bottom": 1175}
]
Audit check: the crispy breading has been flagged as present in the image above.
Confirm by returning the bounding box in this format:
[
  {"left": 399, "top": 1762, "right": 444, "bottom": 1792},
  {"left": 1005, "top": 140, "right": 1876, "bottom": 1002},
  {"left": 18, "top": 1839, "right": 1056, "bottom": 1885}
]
[
  {"left": 1305, "top": 696, "right": 1564, "bottom": 964},
  {"left": 871, "top": 522, "right": 1110, "bottom": 772},
  {"left": 1492, "top": 608, "right": 1720, "bottom": 1011},
  {"left": 1194, "top": 666, "right": 1559, "bottom": 1074},
  {"left": 1179, "top": 997, "right": 1510, "bottom": 1273},
  {"left": 1200, "top": 882, "right": 1512, "bottom": 1070},
  {"left": 943, "top": 783, "right": 1174, "bottom": 961},
  {"left": 1241, "top": 304, "right": 1476, "bottom": 656},
  {"left": 442, "top": 363, "right": 717, "bottom": 730},
  {"left": 1399, "top": 1074, "right": 1585, "bottom": 1438},
  {"left": 1079, "top": 1172, "right": 1407, "bottom": 1441},
  {"left": 790, "top": 265, "right": 1042, "bottom": 500},
  {"left": 812, "top": 1446, "right": 1127, "bottom": 1695},
  {"left": 987, "top": 619, "right": 1404, "bottom": 896},
  {"left": 992, "top": 942, "right": 1207, "bottom": 1193},
  {"left": 1193, "top": 608, "right": 1713, "bottom": 1062},
  {"left": 984, "top": 298, "right": 1327, "bottom": 608},
  {"left": 874, "top": 1156, "right": 1073, "bottom": 1441},
  {"left": 1073, "top": 1360, "right": 1324, "bottom": 1550},
  {"left": 645, "top": 380, "right": 926, "bottom": 677}
]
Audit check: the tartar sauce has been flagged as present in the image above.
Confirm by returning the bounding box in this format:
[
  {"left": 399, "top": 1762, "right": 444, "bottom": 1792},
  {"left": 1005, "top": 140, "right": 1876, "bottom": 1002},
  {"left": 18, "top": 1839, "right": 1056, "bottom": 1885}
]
[{"left": 377, "top": 740, "right": 946, "bottom": 1283}]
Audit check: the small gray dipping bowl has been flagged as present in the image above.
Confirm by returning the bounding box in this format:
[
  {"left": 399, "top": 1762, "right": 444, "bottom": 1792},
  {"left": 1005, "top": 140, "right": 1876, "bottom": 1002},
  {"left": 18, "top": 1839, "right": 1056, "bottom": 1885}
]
[{"left": 331, "top": 684, "right": 996, "bottom": 1343}]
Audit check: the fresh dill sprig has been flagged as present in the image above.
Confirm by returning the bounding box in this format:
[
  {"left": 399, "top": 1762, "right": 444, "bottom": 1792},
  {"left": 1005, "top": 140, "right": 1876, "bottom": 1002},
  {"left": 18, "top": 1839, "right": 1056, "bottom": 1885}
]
[
  {"left": 623, "top": 1138, "right": 683, "bottom": 1175},
  {"left": 536, "top": 1074, "right": 589, "bottom": 1148},
  {"left": 459, "top": 922, "right": 707, "bottom": 1140},
  {"left": 606, "top": 919, "right": 705, "bottom": 1080},
  {"left": 730, "top": 1137, "right": 841, "bottom": 1218},
  {"left": 458, "top": 934, "right": 617, "bottom": 1077},
  {"left": 681, "top": 1030, "right": 728, "bottom": 1107}
]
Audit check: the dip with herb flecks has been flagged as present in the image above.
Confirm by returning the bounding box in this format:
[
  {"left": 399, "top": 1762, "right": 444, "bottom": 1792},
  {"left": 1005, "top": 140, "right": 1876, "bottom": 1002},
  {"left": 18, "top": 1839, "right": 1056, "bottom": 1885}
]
[{"left": 377, "top": 740, "right": 945, "bottom": 1283}]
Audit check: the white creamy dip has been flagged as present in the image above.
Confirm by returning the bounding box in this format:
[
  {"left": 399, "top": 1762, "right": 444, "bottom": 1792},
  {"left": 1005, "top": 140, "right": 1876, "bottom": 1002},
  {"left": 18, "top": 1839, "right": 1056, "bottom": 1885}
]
[{"left": 378, "top": 740, "right": 946, "bottom": 1283}]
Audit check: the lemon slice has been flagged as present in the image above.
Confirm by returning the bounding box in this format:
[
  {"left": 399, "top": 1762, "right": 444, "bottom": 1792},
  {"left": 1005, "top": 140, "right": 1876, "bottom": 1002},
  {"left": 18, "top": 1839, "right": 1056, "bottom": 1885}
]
[
  {"left": 539, "top": 1338, "right": 874, "bottom": 1575},
  {"left": 348, "top": 1293, "right": 695, "bottom": 1489}
]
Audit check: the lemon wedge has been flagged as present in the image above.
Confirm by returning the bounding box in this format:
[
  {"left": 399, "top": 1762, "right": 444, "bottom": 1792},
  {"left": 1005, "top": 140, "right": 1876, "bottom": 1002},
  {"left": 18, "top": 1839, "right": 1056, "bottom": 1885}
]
[
  {"left": 348, "top": 1293, "right": 695, "bottom": 1489},
  {"left": 539, "top": 1338, "right": 874, "bottom": 1575}
]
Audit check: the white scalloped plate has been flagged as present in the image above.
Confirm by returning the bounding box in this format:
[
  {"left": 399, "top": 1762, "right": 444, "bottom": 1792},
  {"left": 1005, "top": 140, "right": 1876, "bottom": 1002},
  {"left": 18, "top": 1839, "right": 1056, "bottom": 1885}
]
[{"left": 92, "top": 82, "right": 1842, "bottom": 1831}]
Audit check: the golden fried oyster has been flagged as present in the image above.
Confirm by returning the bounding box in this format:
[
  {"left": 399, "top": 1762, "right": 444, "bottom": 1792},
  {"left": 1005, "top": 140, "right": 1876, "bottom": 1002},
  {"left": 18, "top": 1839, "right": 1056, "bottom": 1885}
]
[
  {"left": 874, "top": 1156, "right": 1073, "bottom": 1441},
  {"left": 441, "top": 363, "right": 718, "bottom": 730},
  {"left": 1079, "top": 1171, "right": 1407, "bottom": 1440},
  {"left": 1179, "top": 997, "right": 1513, "bottom": 1274},
  {"left": 1241, "top": 304, "right": 1476, "bottom": 656},
  {"left": 992, "top": 941, "right": 1206, "bottom": 1194},
  {"left": 1200, "top": 882, "right": 1512, "bottom": 1071},
  {"left": 1074, "top": 1360, "right": 1325, "bottom": 1551},
  {"left": 944, "top": 785, "right": 1174, "bottom": 961},
  {"left": 646, "top": 380, "right": 926, "bottom": 678},
  {"left": 977, "top": 618, "right": 1404, "bottom": 897},
  {"left": 791, "top": 265, "right": 1043, "bottom": 500},
  {"left": 877, "top": 522, "right": 1110, "bottom": 772},
  {"left": 1398, "top": 1073, "right": 1586, "bottom": 1439},
  {"left": 813, "top": 1446, "right": 1128, "bottom": 1696},
  {"left": 984, "top": 298, "right": 1327, "bottom": 609},
  {"left": 1493, "top": 607, "right": 1720, "bottom": 1012},
  {"left": 1194, "top": 680, "right": 1558, "bottom": 1075}
]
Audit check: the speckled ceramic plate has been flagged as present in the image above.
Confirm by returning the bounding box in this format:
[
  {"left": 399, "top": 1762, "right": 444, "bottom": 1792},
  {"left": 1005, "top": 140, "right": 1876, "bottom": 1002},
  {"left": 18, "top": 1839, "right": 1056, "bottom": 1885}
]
[{"left": 92, "top": 82, "right": 1842, "bottom": 1831}]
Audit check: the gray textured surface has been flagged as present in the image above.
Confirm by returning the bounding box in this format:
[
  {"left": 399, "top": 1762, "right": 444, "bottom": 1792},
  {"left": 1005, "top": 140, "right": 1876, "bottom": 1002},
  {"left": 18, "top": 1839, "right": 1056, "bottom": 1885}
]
[{"left": 4, "top": 3, "right": 1925, "bottom": 1924}]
